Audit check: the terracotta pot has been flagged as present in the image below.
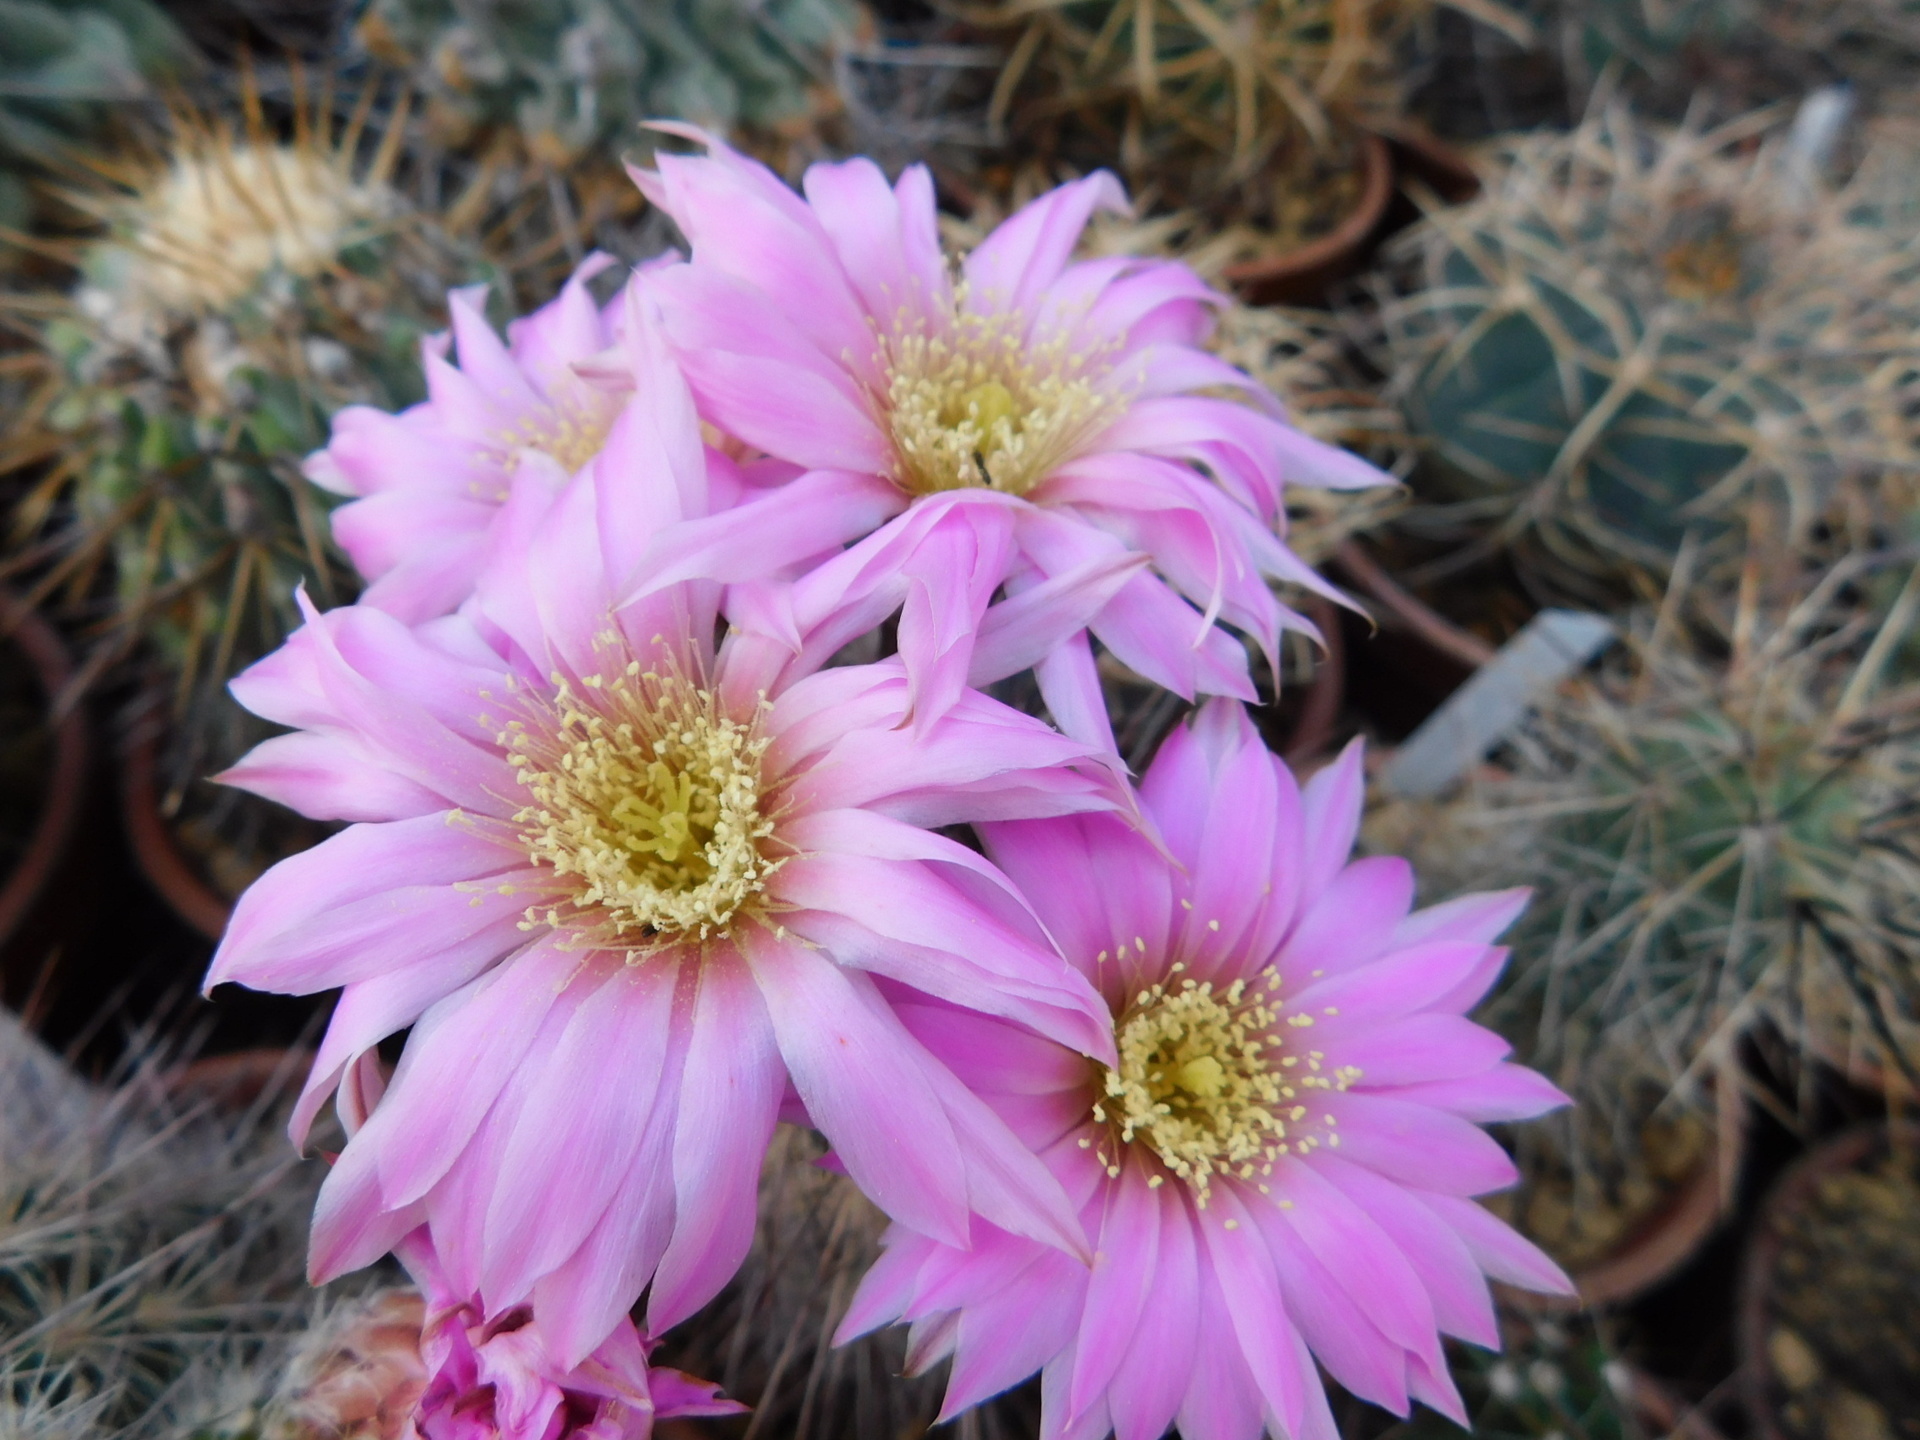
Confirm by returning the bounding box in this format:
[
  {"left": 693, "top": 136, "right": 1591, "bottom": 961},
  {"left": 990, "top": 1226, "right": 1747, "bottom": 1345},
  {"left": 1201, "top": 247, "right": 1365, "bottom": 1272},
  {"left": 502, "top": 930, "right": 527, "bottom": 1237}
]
[
  {"left": 0, "top": 590, "right": 91, "bottom": 963},
  {"left": 120, "top": 719, "right": 231, "bottom": 943},
  {"left": 1738, "top": 1122, "right": 1920, "bottom": 1440},
  {"left": 1515, "top": 1065, "right": 1748, "bottom": 1312},
  {"left": 1223, "top": 131, "right": 1395, "bottom": 307}
]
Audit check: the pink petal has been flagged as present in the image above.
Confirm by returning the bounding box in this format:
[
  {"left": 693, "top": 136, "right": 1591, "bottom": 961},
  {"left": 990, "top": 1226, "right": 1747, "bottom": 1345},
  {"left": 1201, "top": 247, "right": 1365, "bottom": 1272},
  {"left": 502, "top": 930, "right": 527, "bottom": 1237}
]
[
  {"left": 1313, "top": 1154, "right": 1499, "bottom": 1348},
  {"left": 1196, "top": 1186, "right": 1310, "bottom": 1439},
  {"left": 964, "top": 173, "right": 1130, "bottom": 318},
  {"left": 1175, "top": 1267, "right": 1269, "bottom": 1440},
  {"left": 1271, "top": 1156, "right": 1442, "bottom": 1372},
  {"left": 1327, "top": 1013, "right": 1513, "bottom": 1087},
  {"left": 1414, "top": 1190, "right": 1576, "bottom": 1297},
  {"left": 1273, "top": 855, "right": 1415, "bottom": 983},
  {"left": 479, "top": 957, "right": 684, "bottom": 1308},
  {"left": 1069, "top": 1161, "right": 1159, "bottom": 1417},
  {"left": 1106, "top": 1183, "right": 1199, "bottom": 1440},
  {"left": 803, "top": 156, "right": 951, "bottom": 329},
  {"left": 207, "top": 816, "right": 526, "bottom": 994},
  {"left": 1297, "top": 737, "right": 1365, "bottom": 897},
  {"left": 1368, "top": 1065, "right": 1571, "bottom": 1123},
  {"left": 1251, "top": 1190, "right": 1410, "bottom": 1414},
  {"left": 646, "top": 953, "right": 786, "bottom": 1332},
  {"left": 1392, "top": 887, "right": 1531, "bottom": 950},
  {"left": 649, "top": 147, "right": 876, "bottom": 380},
  {"left": 979, "top": 812, "right": 1173, "bottom": 998},
  {"left": 1088, "top": 571, "right": 1256, "bottom": 702},
  {"left": 740, "top": 928, "right": 970, "bottom": 1248},
  {"left": 1319, "top": 1092, "right": 1520, "bottom": 1196},
  {"left": 622, "top": 468, "right": 903, "bottom": 598},
  {"left": 364, "top": 938, "right": 593, "bottom": 1211},
  {"left": 647, "top": 263, "right": 891, "bottom": 472},
  {"left": 217, "top": 730, "right": 446, "bottom": 823}
]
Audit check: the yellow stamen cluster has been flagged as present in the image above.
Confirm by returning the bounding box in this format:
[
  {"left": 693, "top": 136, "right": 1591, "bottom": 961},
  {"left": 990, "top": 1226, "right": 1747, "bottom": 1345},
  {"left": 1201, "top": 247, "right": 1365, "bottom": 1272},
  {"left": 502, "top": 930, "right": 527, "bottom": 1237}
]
[
  {"left": 502, "top": 665, "right": 776, "bottom": 950},
  {"left": 1089, "top": 965, "right": 1362, "bottom": 1203},
  {"left": 881, "top": 299, "right": 1119, "bottom": 496},
  {"left": 497, "top": 397, "right": 615, "bottom": 482}
]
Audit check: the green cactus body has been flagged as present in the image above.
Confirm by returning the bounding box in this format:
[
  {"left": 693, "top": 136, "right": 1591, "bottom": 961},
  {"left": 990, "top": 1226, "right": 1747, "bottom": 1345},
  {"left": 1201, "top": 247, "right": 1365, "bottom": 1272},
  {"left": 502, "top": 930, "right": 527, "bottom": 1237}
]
[
  {"left": 0, "top": 0, "right": 196, "bottom": 235},
  {"left": 357, "top": 0, "right": 858, "bottom": 166},
  {"left": 1372, "top": 557, "right": 1920, "bottom": 1270},
  {"left": 1377, "top": 108, "right": 1920, "bottom": 596},
  {"left": 23, "top": 108, "right": 500, "bottom": 838}
]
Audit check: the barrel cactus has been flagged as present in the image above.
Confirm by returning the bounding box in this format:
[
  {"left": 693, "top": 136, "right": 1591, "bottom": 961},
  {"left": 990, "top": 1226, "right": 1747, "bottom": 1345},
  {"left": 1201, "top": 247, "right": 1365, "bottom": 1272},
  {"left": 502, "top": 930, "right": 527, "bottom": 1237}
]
[
  {"left": 13, "top": 76, "right": 504, "bottom": 849},
  {"left": 0, "top": 0, "right": 197, "bottom": 240},
  {"left": 1373, "top": 105, "right": 1920, "bottom": 600},
  {"left": 1372, "top": 551, "right": 1920, "bottom": 1270},
  {"left": 353, "top": 0, "right": 861, "bottom": 174}
]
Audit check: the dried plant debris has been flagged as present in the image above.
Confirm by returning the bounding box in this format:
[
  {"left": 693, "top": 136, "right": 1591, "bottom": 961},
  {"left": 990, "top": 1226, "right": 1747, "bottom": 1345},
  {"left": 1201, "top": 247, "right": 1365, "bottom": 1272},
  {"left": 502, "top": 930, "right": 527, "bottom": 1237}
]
[
  {"left": 1371, "top": 103, "right": 1920, "bottom": 603},
  {"left": 0, "top": 1013, "right": 332, "bottom": 1440},
  {"left": 954, "top": 0, "right": 1528, "bottom": 247}
]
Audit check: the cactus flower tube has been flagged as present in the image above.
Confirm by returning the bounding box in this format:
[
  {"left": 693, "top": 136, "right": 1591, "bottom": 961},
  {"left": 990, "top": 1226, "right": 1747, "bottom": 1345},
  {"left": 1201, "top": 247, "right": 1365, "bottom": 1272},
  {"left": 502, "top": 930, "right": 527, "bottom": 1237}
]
[{"left": 841, "top": 703, "right": 1575, "bottom": 1440}]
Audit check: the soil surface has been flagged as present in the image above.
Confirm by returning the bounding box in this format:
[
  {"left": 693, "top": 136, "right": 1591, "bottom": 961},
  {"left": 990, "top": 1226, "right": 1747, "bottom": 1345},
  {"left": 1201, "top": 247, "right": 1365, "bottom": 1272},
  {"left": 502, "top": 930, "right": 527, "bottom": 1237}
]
[{"left": 1759, "top": 1144, "right": 1920, "bottom": 1440}]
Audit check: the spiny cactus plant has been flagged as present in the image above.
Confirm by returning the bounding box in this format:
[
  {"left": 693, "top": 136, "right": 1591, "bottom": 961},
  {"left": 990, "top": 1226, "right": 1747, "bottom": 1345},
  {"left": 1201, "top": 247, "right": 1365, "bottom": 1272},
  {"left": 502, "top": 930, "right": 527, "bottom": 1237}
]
[
  {"left": 353, "top": 0, "right": 861, "bottom": 177},
  {"left": 0, "top": 0, "right": 197, "bottom": 242},
  {"left": 0, "top": 1012, "right": 331, "bottom": 1439},
  {"left": 955, "top": 0, "right": 1537, "bottom": 253},
  {"left": 1372, "top": 104, "right": 1920, "bottom": 603},
  {"left": 1371, "top": 543, "right": 1920, "bottom": 1270},
  {"left": 4, "top": 69, "right": 522, "bottom": 895},
  {"left": 955, "top": 0, "right": 1443, "bottom": 252}
]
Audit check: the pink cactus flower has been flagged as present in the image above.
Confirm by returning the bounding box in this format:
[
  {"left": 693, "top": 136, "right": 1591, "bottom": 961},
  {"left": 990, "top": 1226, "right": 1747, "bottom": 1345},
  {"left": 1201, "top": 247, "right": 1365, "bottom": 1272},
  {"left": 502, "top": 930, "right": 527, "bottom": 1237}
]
[
  {"left": 206, "top": 309, "right": 1125, "bottom": 1374},
  {"left": 628, "top": 139, "right": 1393, "bottom": 746},
  {"left": 325, "top": 1058, "right": 745, "bottom": 1440},
  {"left": 307, "top": 256, "right": 629, "bottom": 623},
  {"left": 839, "top": 702, "right": 1575, "bottom": 1440}
]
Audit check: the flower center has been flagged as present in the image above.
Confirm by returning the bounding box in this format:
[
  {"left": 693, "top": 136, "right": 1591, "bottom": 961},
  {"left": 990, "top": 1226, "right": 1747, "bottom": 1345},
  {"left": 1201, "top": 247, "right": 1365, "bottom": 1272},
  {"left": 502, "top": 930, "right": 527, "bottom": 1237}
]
[
  {"left": 503, "top": 665, "right": 776, "bottom": 948},
  {"left": 1089, "top": 966, "right": 1364, "bottom": 1202},
  {"left": 881, "top": 300, "right": 1118, "bottom": 497},
  {"left": 500, "top": 396, "right": 615, "bottom": 479}
]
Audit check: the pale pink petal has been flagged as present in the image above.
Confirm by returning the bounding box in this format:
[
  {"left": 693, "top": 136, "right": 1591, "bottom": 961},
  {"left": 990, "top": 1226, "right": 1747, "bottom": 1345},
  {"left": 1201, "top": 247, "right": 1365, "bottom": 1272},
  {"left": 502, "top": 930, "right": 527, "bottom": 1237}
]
[
  {"left": 646, "top": 953, "right": 786, "bottom": 1332},
  {"left": 963, "top": 173, "right": 1130, "bottom": 317},
  {"left": 1068, "top": 1161, "right": 1160, "bottom": 1417},
  {"left": 1414, "top": 1190, "right": 1576, "bottom": 1296},
  {"left": 479, "top": 958, "right": 683, "bottom": 1308},
  {"left": 1320, "top": 1092, "right": 1520, "bottom": 1196},
  {"left": 1105, "top": 1183, "right": 1199, "bottom": 1440},
  {"left": 216, "top": 730, "right": 445, "bottom": 823},
  {"left": 1314, "top": 1154, "right": 1499, "bottom": 1348}
]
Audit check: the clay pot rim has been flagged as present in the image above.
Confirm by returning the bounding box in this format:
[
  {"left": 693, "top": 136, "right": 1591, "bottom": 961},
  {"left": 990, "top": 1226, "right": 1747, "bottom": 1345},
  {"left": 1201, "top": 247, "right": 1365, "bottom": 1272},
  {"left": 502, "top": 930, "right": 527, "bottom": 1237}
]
[
  {"left": 120, "top": 713, "right": 230, "bottom": 944},
  {"left": 0, "top": 590, "right": 91, "bottom": 956},
  {"left": 1510, "top": 1067, "right": 1749, "bottom": 1313},
  {"left": 1737, "top": 1119, "right": 1920, "bottom": 1440},
  {"left": 1221, "top": 130, "right": 1395, "bottom": 299}
]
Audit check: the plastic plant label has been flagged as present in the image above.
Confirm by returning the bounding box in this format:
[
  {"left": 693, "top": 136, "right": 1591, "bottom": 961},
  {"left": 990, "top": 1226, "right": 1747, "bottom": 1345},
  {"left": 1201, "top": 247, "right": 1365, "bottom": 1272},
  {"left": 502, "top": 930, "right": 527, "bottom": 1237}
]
[{"left": 1381, "top": 609, "right": 1618, "bottom": 799}]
